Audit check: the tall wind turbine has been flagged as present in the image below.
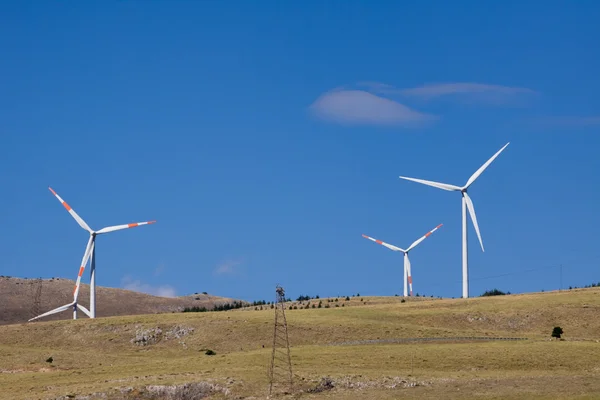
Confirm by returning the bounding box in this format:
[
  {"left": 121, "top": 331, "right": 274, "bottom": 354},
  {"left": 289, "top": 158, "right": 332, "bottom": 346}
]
[
  {"left": 399, "top": 142, "right": 509, "bottom": 298},
  {"left": 362, "top": 224, "right": 443, "bottom": 297},
  {"left": 29, "top": 187, "right": 155, "bottom": 321}
]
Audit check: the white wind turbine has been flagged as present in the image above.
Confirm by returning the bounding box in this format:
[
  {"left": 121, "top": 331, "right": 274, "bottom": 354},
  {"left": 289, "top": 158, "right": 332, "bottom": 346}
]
[
  {"left": 399, "top": 142, "right": 509, "bottom": 298},
  {"left": 29, "top": 187, "right": 155, "bottom": 321},
  {"left": 362, "top": 224, "right": 443, "bottom": 297}
]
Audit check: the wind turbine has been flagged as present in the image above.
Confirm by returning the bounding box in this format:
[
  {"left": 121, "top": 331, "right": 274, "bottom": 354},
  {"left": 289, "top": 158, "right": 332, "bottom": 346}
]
[
  {"left": 399, "top": 142, "right": 509, "bottom": 298},
  {"left": 362, "top": 224, "right": 443, "bottom": 297},
  {"left": 29, "top": 187, "right": 155, "bottom": 321}
]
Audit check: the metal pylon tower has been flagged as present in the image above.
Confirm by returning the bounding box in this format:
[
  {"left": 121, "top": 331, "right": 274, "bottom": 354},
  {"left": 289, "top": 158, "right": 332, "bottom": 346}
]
[
  {"left": 30, "top": 278, "right": 42, "bottom": 321},
  {"left": 268, "top": 285, "right": 293, "bottom": 396}
]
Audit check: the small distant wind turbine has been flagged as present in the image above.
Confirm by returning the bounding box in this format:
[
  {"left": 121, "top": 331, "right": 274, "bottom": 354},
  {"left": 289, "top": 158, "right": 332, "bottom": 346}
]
[
  {"left": 399, "top": 142, "right": 509, "bottom": 298},
  {"left": 362, "top": 224, "right": 443, "bottom": 297},
  {"left": 29, "top": 187, "right": 155, "bottom": 321}
]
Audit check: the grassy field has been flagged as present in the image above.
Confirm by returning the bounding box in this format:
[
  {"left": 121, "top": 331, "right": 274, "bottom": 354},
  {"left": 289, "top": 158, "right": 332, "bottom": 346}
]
[{"left": 1, "top": 288, "right": 599, "bottom": 399}]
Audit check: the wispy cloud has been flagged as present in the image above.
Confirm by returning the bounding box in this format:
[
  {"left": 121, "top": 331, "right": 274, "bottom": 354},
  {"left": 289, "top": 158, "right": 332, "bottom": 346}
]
[
  {"left": 309, "top": 89, "right": 435, "bottom": 127},
  {"left": 213, "top": 259, "right": 243, "bottom": 276},
  {"left": 357, "top": 81, "right": 536, "bottom": 105},
  {"left": 153, "top": 264, "right": 165, "bottom": 277},
  {"left": 121, "top": 276, "right": 177, "bottom": 298},
  {"left": 534, "top": 116, "right": 600, "bottom": 128},
  {"left": 400, "top": 83, "right": 535, "bottom": 98}
]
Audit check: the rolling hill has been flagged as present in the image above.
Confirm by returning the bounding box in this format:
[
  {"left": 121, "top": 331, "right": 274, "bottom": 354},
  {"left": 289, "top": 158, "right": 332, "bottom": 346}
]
[
  {"left": 0, "top": 286, "right": 599, "bottom": 399},
  {"left": 0, "top": 276, "right": 241, "bottom": 325}
]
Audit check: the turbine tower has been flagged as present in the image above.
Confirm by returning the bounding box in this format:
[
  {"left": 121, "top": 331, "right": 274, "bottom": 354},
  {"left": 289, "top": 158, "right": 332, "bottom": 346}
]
[
  {"left": 399, "top": 142, "right": 509, "bottom": 298},
  {"left": 29, "top": 187, "right": 155, "bottom": 321},
  {"left": 362, "top": 224, "right": 443, "bottom": 296}
]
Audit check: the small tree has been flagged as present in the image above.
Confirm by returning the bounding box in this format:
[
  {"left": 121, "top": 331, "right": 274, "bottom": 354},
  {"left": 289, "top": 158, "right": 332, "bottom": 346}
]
[{"left": 551, "top": 326, "right": 564, "bottom": 339}]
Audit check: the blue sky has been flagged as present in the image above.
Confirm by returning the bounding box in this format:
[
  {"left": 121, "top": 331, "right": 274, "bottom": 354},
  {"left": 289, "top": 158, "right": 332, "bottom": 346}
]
[{"left": 1, "top": 1, "right": 599, "bottom": 302}]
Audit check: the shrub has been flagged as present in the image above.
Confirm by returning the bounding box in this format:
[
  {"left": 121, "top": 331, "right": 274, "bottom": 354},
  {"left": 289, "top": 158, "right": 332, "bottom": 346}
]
[
  {"left": 45, "top": 356, "right": 53, "bottom": 363},
  {"left": 312, "top": 304, "right": 316, "bottom": 308},
  {"left": 481, "top": 289, "right": 509, "bottom": 297},
  {"left": 401, "top": 299, "right": 406, "bottom": 303},
  {"left": 205, "top": 349, "right": 216, "bottom": 355},
  {"left": 345, "top": 296, "right": 350, "bottom": 301},
  {"left": 335, "top": 298, "right": 338, "bottom": 302},
  {"left": 202, "top": 291, "right": 208, "bottom": 295},
  {"left": 552, "top": 326, "right": 564, "bottom": 339}
]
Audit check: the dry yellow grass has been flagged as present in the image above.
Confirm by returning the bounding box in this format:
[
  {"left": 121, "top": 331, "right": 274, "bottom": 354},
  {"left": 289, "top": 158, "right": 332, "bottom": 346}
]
[{"left": 1, "top": 288, "right": 599, "bottom": 399}]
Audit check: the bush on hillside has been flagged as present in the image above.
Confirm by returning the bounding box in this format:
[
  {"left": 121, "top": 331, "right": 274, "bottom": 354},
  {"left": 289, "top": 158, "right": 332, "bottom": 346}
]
[
  {"left": 481, "top": 289, "right": 510, "bottom": 297},
  {"left": 552, "top": 326, "right": 564, "bottom": 339}
]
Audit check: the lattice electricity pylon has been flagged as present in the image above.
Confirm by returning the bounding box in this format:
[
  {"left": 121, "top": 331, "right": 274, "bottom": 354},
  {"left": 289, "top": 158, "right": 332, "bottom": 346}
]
[
  {"left": 30, "top": 278, "right": 43, "bottom": 322},
  {"left": 268, "top": 285, "right": 293, "bottom": 396}
]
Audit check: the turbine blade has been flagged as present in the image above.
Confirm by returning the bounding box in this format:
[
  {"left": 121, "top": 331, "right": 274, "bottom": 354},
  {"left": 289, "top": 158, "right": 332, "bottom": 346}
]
[
  {"left": 405, "top": 255, "right": 413, "bottom": 296},
  {"left": 399, "top": 176, "right": 462, "bottom": 192},
  {"left": 77, "top": 304, "right": 92, "bottom": 318},
  {"left": 463, "top": 192, "right": 484, "bottom": 252},
  {"left": 73, "top": 237, "right": 95, "bottom": 301},
  {"left": 96, "top": 220, "right": 156, "bottom": 234},
  {"left": 362, "top": 234, "right": 405, "bottom": 252},
  {"left": 464, "top": 142, "right": 510, "bottom": 189},
  {"left": 28, "top": 302, "right": 75, "bottom": 321},
  {"left": 406, "top": 223, "right": 443, "bottom": 252},
  {"left": 48, "top": 187, "right": 93, "bottom": 233}
]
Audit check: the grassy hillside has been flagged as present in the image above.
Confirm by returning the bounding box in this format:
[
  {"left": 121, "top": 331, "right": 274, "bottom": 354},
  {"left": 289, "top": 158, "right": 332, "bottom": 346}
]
[
  {"left": 0, "top": 276, "right": 240, "bottom": 325},
  {"left": 1, "top": 288, "right": 599, "bottom": 399}
]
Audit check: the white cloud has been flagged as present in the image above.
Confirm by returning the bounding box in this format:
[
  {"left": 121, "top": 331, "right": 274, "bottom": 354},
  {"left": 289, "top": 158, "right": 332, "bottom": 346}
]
[
  {"left": 121, "top": 276, "right": 177, "bottom": 298},
  {"left": 213, "top": 259, "right": 242, "bottom": 276},
  {"left": 309, "top": 89, "right": 435, "bottom": 126}
]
